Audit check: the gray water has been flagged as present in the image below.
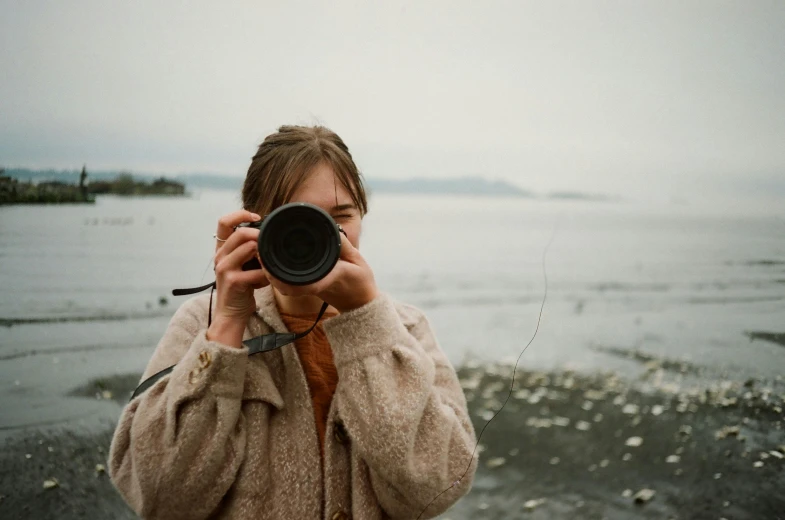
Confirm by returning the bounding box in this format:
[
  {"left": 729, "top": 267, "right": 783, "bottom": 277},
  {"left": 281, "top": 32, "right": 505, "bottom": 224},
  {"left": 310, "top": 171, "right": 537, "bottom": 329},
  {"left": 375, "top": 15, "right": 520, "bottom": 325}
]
[{"left": 1, "top": 192, "right": 784, "bottom": 432}]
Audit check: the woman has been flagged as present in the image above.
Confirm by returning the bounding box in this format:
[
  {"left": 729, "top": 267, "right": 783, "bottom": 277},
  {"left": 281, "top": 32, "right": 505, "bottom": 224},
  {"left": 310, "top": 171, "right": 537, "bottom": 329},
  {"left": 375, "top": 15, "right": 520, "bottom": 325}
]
[{"left": 109, "top": 125, "right": 478, "bottom": 519}]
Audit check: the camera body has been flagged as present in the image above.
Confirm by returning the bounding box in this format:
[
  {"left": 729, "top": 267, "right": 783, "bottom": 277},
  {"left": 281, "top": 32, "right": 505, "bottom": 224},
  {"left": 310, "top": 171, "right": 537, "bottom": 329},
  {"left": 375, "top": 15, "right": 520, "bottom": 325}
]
[{"left": 238, "top": 202, "right": 344, "bottom": 286}]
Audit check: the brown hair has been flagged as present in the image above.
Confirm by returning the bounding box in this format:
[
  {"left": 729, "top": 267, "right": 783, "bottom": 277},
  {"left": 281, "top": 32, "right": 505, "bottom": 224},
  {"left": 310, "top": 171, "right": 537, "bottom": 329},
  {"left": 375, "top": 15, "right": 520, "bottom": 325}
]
[{"left": 242, "top": 125, "right": 368, "bottom": 217}]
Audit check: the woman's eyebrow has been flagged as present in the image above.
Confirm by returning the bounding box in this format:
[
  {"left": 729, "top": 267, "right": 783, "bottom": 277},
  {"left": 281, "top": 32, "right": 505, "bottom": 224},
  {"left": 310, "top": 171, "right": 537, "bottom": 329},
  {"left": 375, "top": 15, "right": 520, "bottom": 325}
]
[{"left": 330, "top": 203, "right": 356, "bottom": 212}]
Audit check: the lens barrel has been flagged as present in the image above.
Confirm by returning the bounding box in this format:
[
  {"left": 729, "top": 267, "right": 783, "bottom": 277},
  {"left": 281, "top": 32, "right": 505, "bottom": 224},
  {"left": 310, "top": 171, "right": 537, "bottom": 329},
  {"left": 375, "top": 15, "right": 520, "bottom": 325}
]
[{"left": 257, "top": 202, "right": 342, "bottom": 286}]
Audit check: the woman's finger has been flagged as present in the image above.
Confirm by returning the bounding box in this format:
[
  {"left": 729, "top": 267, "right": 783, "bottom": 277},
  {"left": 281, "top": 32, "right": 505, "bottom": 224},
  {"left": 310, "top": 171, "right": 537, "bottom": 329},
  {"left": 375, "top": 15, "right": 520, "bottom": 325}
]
[
  {"left": 215, "top": 240, "right": 259, "bottom": 275},
  {"left": 227, "top": 266, "right": 269, "bottom": 289},
  {"left": 214, "top": 227, "right": 259, "bottom": 265},
  {"left": 337, "top": 231, "right": 363, "bottom": 264},
  {"left": 215, "top": 210, "right": 261, "bottom": 252}
]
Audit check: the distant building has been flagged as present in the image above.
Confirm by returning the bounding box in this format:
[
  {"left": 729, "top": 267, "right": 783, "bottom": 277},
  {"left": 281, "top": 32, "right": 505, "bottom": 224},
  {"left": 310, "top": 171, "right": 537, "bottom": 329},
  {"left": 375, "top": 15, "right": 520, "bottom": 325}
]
[{"left": 79, "top": 165, "right": 88, "bottom": 198}]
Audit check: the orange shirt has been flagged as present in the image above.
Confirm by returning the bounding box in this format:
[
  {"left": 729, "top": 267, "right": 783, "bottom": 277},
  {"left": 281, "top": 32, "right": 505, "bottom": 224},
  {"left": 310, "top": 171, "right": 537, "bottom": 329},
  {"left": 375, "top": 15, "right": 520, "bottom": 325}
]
[{"left": 279, "top": 312, "right": 339, "bottom": 459}]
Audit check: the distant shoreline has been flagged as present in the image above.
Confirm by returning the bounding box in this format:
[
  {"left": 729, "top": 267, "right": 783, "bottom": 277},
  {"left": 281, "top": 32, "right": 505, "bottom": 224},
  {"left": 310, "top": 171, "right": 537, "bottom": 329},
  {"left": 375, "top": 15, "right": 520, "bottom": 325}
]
[
  {"left": 0, "top": 169, "right": 186, "bottom": 205},
  {"left": 1, "top": 168, "right": 619, "bottom": 202}
]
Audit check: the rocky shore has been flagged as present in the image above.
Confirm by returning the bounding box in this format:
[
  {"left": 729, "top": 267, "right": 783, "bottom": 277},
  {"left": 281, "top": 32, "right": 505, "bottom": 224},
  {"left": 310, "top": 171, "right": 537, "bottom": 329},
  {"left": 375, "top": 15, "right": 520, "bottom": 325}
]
[{"left": 1, "top": 359, "right": 783, "bottom": 519}]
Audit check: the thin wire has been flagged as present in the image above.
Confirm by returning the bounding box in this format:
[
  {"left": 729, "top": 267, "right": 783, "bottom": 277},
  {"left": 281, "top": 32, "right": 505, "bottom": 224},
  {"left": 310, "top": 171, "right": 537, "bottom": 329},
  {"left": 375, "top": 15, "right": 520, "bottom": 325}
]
[{"left": 415, "top": 216, "right": 561, "bottom": 520}]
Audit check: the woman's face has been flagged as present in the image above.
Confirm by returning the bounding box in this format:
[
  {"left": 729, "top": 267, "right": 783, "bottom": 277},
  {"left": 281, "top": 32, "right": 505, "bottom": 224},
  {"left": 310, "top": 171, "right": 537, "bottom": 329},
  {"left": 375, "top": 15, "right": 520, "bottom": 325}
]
[{"left": 287, "top": 161, "right": 363, "bottom": 249}]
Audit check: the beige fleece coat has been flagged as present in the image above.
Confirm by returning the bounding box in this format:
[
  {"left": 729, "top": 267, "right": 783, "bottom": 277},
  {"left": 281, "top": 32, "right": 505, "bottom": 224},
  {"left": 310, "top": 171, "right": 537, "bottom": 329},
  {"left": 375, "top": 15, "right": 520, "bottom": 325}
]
[{"left": 108, "top": 286, "right": 478, "bottom": 519}]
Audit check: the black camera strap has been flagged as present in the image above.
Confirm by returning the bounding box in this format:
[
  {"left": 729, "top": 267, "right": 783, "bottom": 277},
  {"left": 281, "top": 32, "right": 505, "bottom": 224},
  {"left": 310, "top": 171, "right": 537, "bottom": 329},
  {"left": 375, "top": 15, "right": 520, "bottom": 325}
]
[{"left": 130, "top": 281, "right": 330, "bottom": 401}]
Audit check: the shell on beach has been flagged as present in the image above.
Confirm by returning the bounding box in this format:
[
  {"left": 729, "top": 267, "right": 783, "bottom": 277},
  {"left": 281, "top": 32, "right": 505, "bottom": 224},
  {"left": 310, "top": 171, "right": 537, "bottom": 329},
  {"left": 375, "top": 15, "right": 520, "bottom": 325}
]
[
  {"left": 625, "top": 436, "right": 643, "bottom": 447},
  {"left": 622, "top": 403, "right": 639, "bottom": 415},
  {"left": 523, "top": 498, "right": 546, "bottom": 511},
  {"left": 632, "top": 488, "right": 656, "bottom": 504},
  {"left": 486, "top": 457, "right": 507, "bottom": 469},
  {"left": 715, "top": 425, "right": 741, "bottom": 440},
  {"left": 575, "top": 420, "right": 591, "bottom": 431}
]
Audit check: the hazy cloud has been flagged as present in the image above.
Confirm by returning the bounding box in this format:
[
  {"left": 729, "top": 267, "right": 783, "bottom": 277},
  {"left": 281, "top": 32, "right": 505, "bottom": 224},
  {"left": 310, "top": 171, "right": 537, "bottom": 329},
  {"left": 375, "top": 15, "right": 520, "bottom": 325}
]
[{"left": 1, "top": 0, "right": 783, "bottom": 204}]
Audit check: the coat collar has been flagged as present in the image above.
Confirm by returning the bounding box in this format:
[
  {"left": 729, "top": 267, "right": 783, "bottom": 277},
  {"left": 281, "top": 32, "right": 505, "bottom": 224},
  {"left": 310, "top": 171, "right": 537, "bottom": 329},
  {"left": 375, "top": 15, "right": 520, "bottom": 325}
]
[{"left": 253, "top": 285, "right": 289, "bottom": 334}]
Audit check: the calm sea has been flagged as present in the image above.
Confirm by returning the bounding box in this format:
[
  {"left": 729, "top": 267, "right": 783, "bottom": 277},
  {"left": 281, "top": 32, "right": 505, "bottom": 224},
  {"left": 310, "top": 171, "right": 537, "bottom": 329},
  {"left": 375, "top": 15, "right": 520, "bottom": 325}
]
[{"left": 1, "top": 191, "right": 784, "bottom": 431}]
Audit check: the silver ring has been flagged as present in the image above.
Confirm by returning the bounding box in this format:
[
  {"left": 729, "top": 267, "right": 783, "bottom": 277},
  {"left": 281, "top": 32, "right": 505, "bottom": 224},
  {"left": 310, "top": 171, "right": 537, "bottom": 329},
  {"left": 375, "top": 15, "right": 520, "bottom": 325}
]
[{"left": 213, "top": 233, "right": 228, "bottom": 243}]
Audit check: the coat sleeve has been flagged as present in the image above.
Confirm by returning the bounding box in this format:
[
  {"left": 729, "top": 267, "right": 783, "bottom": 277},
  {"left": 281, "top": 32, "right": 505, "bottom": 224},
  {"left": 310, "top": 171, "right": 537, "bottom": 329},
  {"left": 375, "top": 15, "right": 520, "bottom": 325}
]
[
  {"left": 324, "top": 294, "right": 478, "bottom": 519},
  {"left": 108, "top": 296, "right": 250, "bottom": 520}
]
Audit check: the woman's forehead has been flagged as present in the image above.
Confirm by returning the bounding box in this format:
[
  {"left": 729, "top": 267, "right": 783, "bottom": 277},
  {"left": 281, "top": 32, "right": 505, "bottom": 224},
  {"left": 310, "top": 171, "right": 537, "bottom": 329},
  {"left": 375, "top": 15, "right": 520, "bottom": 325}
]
[{"left": 289, "top": 162, "right": 355, "bottom": 209}]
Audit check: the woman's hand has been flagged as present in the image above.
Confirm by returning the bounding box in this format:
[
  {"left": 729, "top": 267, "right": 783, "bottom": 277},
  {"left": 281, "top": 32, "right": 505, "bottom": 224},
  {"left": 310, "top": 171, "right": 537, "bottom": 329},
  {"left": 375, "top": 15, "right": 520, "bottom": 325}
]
[
  {"left": 265, "top": 233, "right": 380, "bottom": 313},
  {"left": 208, "top": 210, "right": 269, "bottom": 347}
]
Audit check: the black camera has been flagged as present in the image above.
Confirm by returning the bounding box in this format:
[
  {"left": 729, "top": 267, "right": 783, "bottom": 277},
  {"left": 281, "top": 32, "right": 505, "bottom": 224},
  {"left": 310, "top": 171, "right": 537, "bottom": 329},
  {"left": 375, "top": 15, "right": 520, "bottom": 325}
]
[{"left": 238, "top": 202, "right": 344, "bottom": 286}]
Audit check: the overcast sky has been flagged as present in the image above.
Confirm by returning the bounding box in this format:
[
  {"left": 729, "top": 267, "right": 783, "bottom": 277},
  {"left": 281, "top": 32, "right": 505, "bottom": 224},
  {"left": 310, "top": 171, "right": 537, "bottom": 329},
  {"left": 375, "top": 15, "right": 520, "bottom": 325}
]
[{"left": 1, "top": 1, "right": 784, "bottom": 205}]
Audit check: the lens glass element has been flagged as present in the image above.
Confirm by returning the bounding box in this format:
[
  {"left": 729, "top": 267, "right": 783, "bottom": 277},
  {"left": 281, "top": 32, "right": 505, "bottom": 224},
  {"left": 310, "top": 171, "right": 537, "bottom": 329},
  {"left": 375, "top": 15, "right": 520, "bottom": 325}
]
[{"left": 258, "top": 203, "right": 342, "bottom": 286}]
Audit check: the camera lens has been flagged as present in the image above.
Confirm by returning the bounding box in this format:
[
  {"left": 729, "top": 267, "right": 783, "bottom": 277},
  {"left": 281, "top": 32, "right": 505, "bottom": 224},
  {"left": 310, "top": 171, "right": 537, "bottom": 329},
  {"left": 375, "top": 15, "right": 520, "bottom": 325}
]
[
  {"left": 258, "top": 203, "right": 342, "bottom": 286},
  {"left": 280, "top": 226, "right": 319, "bottom": 267}
]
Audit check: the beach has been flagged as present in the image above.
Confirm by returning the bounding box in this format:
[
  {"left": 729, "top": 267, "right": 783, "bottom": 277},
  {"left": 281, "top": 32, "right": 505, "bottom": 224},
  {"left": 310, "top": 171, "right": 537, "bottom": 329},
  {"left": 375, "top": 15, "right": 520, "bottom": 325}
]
[
  {"left": 1, "top": 193, "right": 784, "bottom": 518},
  {"left": 1, "top": 349, "right": 784, "bottom": 519}
]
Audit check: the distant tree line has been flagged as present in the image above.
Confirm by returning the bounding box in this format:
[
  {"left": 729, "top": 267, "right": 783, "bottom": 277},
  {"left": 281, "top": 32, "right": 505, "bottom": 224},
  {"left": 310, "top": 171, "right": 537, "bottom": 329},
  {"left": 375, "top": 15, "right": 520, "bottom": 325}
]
[{"left": 0, "top": 167, "right": 185, "bottom": 204}]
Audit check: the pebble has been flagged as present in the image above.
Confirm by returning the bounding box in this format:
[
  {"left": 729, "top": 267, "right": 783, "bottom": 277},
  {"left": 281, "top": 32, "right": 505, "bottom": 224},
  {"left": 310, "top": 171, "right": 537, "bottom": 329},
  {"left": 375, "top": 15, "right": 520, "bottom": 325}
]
[
  {"left": 95, "top": 464, "right": 106, "bottom": 474},
  {"left": 460, "top": 377, "right": 480, "bottom": 390},
  {"left": 25, "top": 453, "right": 32, "bottom": 459},
  {"left": 581, "top": 401, "right": 594, "bottom": 411},
  {"left": 101, "top": 390, "right": 113, "bottom": 400},
  {"left": 632, "top": 488, "right": 656, "bottom": 504},
  {"left": 576, "top": 421, "right": 591, "bottom": 431},
  {"left": 651, "top": 404, "right": 664, "bottom": 416},
  {"left": 478, "top": 410, "right": 495, "bottom": 421},
  {"left": 552, "top": 416, "right": 570, "bottom": 427},
  {"left": 753, "top": 461, "right": 764, "bottom": 468},
  {"left": 769, "top": 450, "right": 784, "bottom": 459},
  {"left": 622, "top": 453, "right": 632, "bottom": 461},
  {"left": 714, "top": 473, "right": 722, "bottom": 479},
  {"left": 665, "top": 455, "right": 681, "bottom": 464},
  {"left": 678, "top": 425, "right": 693, "bottom": 437},
  {"left": 622, "top": 404, "right": 639, "bottom": 415},
  {"left": 526, "top": 417, "right": 553, "bottom": 429},
  {"left": 715, "top": 425, "right": 741, "bottom": 440},
  {"left": 43, "top": 479, "right": 59, "bottom": 490},
  {"left": 486, "top": 457, "right": 506, "bottom": 469},
  {"left": 621, "top": 489, "right": 633, "bottom": 498},
  {"left": 625, "top": 436, "right": 644, "bottom": 447},
  {"left": 508, "top": 448, "right": 519, "bottom": 457},
  {"left": 549, "top": 457, "right": 560, "bottom": 465},
  {"left": 523, "top": 498, "right": 546, "bottom": 511},
  {"left": 593, "top": 413, "right": 604, "bottom": 423},
  {"left": 599, "top": 459, "right": 609, "bottom": 468},
  {"left": 584, "top": 389, "right": 606, "bottom": 400},
  {"left": 588, "top": 464, "right": 597, "bottom": 472}
]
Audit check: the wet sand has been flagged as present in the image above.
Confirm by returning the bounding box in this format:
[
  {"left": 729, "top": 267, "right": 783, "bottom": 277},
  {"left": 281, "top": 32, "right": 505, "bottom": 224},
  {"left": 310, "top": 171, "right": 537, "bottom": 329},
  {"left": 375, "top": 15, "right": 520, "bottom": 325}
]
[{"left": 1, "top": 358, "right": 784, "bottom": 519}]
